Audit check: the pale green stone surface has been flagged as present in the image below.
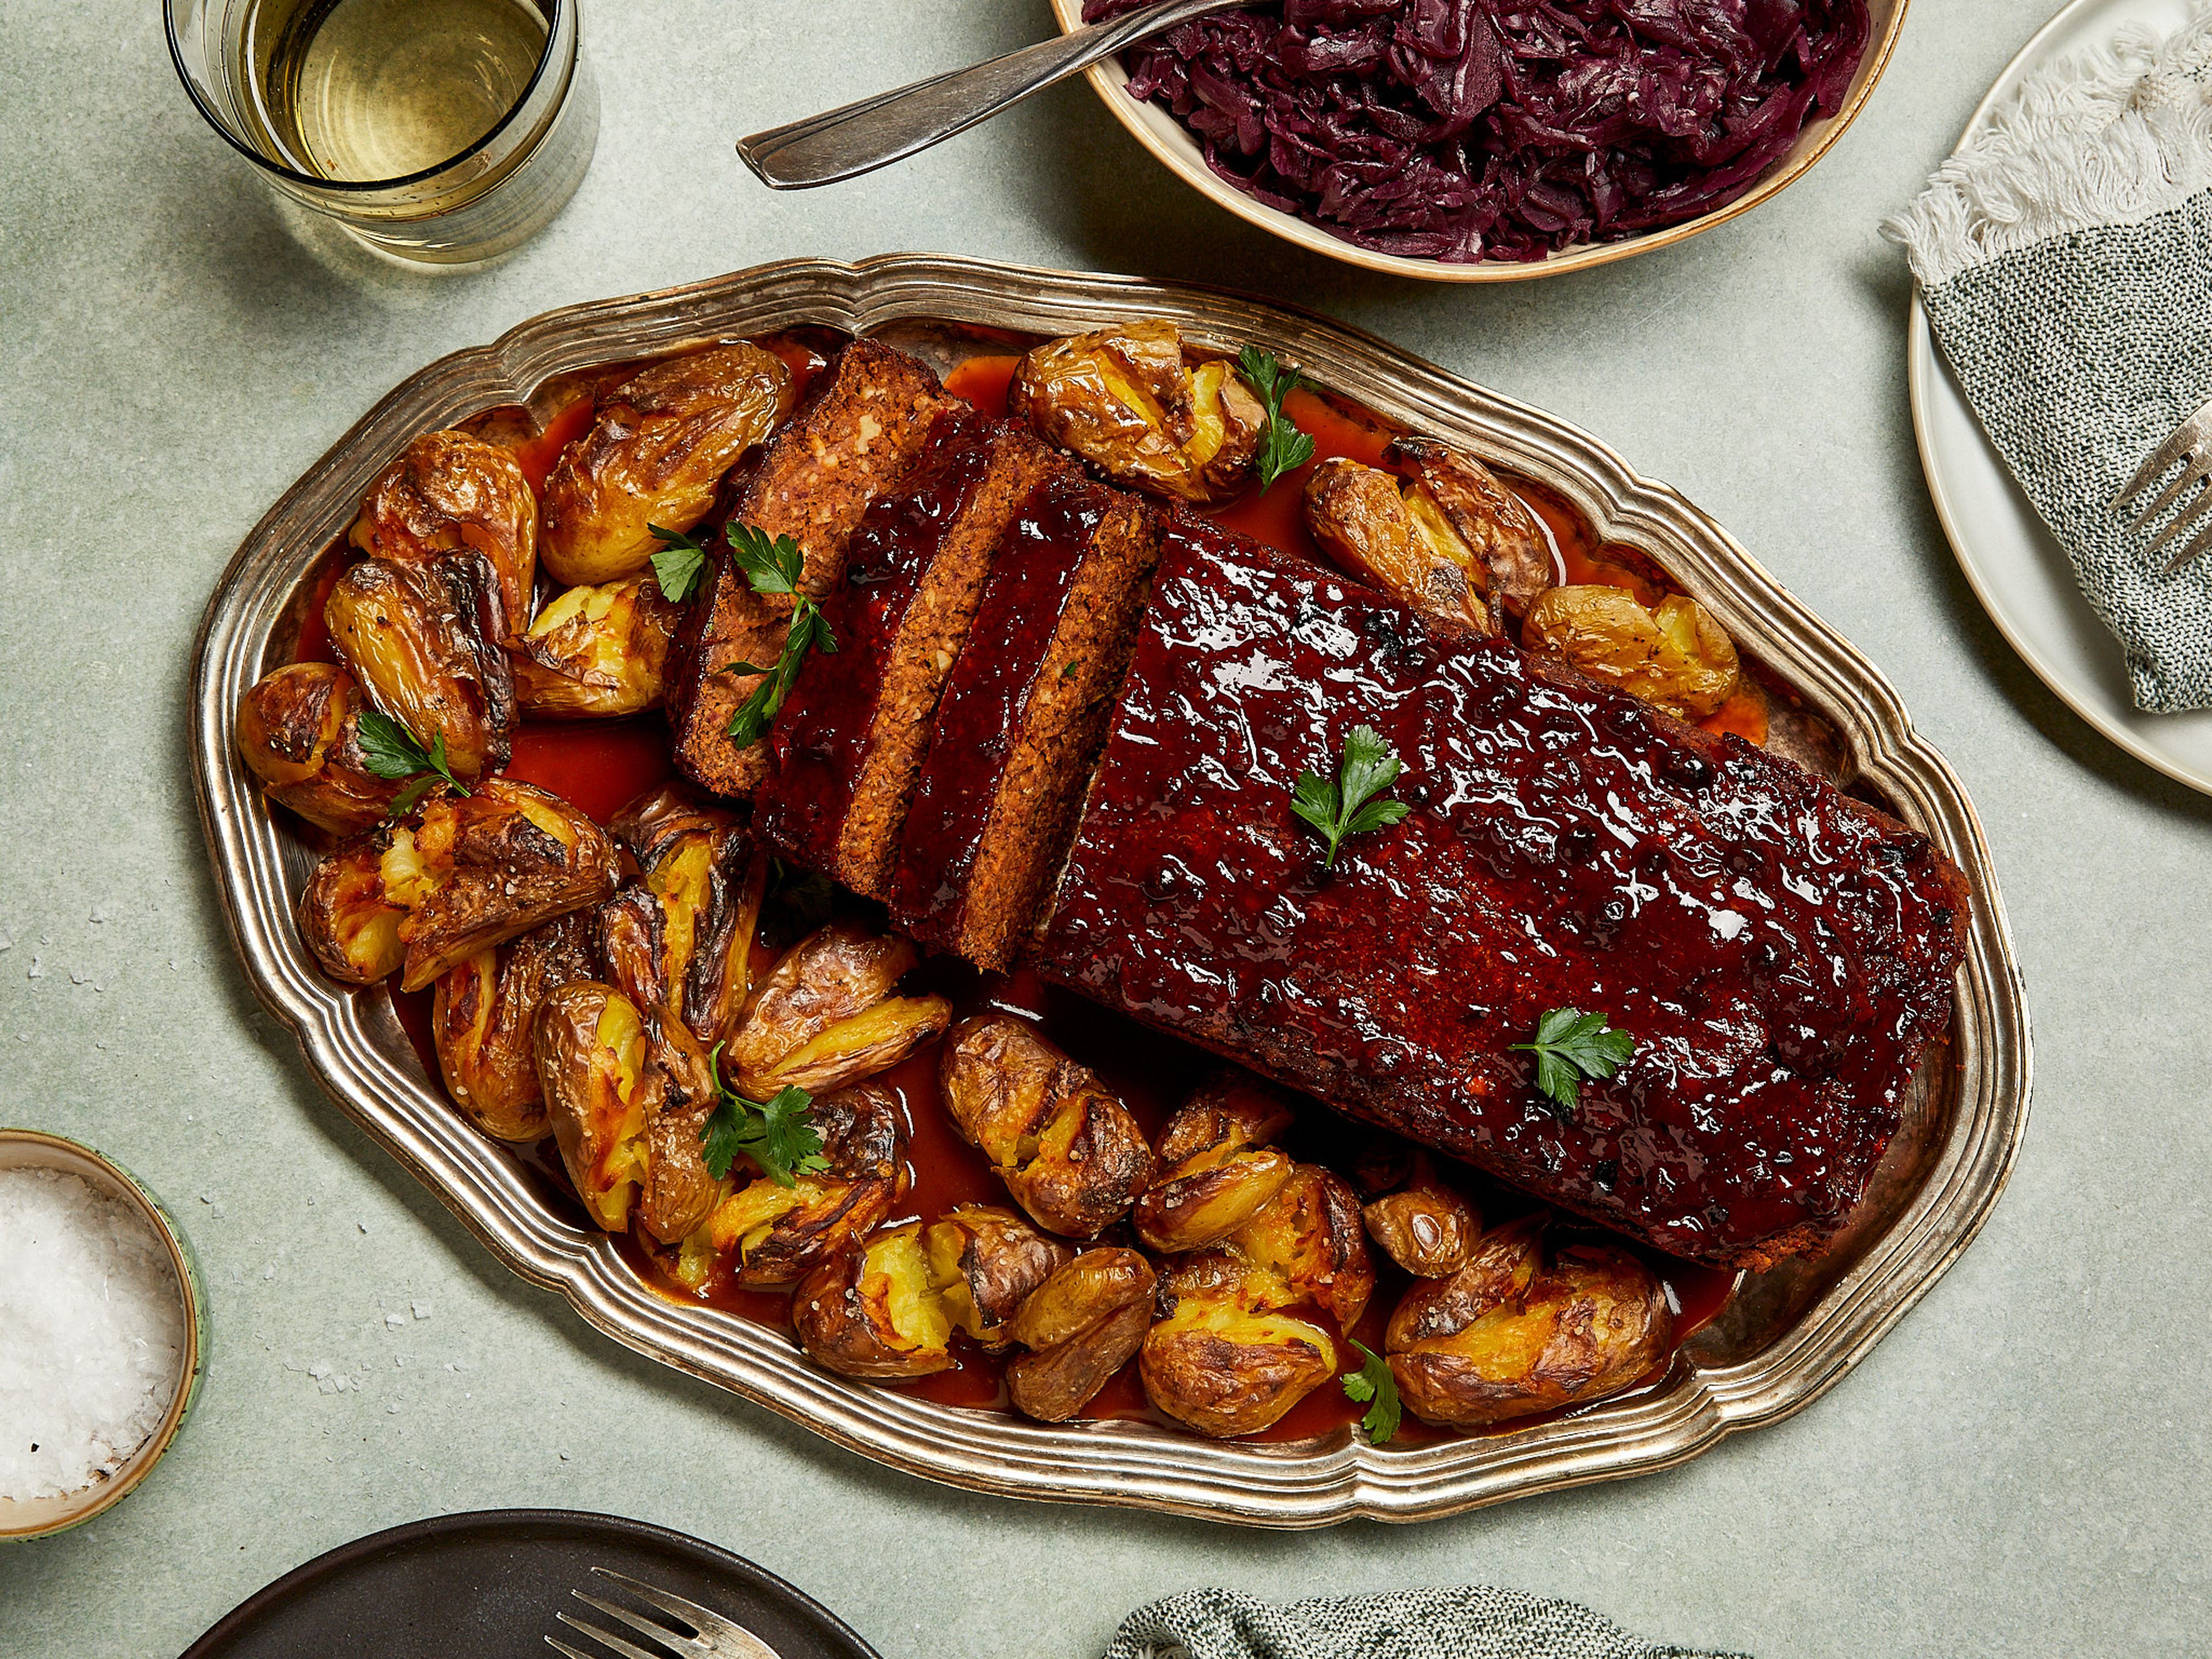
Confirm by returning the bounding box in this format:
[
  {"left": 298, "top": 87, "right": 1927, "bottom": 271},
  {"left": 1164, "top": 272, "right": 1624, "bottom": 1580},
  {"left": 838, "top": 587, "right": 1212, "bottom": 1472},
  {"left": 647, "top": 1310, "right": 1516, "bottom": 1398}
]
[{"left": 2, "top": 1, "right": 2208, "bottom": 1654}]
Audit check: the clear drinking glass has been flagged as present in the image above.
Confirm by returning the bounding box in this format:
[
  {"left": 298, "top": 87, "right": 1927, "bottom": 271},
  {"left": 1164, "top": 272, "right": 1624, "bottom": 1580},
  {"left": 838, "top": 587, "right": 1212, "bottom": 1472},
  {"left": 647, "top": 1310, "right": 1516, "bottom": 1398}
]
[{"left": 165, "top": 0, "right": 599, "bottom": 264}]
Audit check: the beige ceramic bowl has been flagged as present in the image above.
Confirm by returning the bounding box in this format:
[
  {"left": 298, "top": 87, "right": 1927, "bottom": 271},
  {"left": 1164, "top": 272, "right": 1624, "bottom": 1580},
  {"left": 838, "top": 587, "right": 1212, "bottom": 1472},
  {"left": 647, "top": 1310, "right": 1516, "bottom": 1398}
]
[
  {"left": 1049, "top": 0, "right": 1910, "bottom": 281},
  {"left": 0, "top": 1130, "right": 206, "bottom": 1542}
]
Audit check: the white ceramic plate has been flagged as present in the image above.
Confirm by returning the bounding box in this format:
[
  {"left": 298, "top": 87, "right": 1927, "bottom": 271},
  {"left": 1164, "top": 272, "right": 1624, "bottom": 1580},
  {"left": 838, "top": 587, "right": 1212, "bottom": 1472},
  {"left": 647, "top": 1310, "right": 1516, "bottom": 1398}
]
[{"left": 1908, "top": 0, "right": 2212, "bottom": 793}]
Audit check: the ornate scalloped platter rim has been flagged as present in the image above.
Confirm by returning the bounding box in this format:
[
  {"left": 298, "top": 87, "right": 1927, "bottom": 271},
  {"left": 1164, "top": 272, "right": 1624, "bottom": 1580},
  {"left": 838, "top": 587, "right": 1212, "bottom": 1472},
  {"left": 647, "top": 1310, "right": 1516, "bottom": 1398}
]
[{"left": 190, "top": 255, "right": 2029, "bottom": 1527}]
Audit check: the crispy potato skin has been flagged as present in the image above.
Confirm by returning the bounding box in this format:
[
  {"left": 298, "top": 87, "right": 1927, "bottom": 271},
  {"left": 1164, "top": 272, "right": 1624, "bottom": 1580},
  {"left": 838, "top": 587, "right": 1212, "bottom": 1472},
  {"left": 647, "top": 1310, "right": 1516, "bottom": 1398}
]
[
  {"left": 1139, "top": 1287, "right": 1336, "bottom": 1439},
  {"left": 1134, "top": 1071, "right": 1300, "bottom": 1254},
  {"left": 431, "top": 911, "right": 597, "bottom": 1142},
  {"left": 536, "top": 982, "right": 650, "bottom": 1233},
  {"left": 350, "top": 429, "right": 539, "bottom": 629},
  {"left": 1360, "top": 1152, "right": 1480, "bottom": 1279},
  {"left": 607, "top": 782, "right": 766, "bottom": 1049},
  {"left": 938, "top": 1015, "right": 1156, "bottom": 1238},
  {"left": 1386, "top": 1225, "right": 1672, "bottom": 1429},
  {"left": 1384, "top": 436, "right": 1555, "bottom": 620},
  {"left": 236, "top": 662, "right": 406, "bottom": 834},
  {"left": 925, "top": 1205, "right": 1072, "bottom": 1350},
  {"left": 1304, "top": 457, "right": 1491, "bottom": 631},
  {"left": 708, "top": 1081, "right": 907, "bottom": 1288},
  {"left": 792, "top": 1222, "right": 955, "bottom": 1380},
  {"left": 297, "top": 833, "right": 406, "bottom": 984},
  {"left": 726, "top": 921, "right": 950, "bottom": 1097},
  {"left": 1005, "top": 1247, "right": 1155, "bottom": 1422},
  {"left": 1523, "top": 585, "right": 1742, "bottom": 719},
  {"left": 632, "top": 1014, "right": 721, "bottom": 1245},
  {"left": 324, "top": 554, "right": 516, "bottom": 778},
  {"left": 385, "top": 779, "right": 620, "bottom": 991},
  {"left": 1009, "top": 321, "right": 1264, "bottom": 505},
  {"left": 540, "top": 343, "right": 796, "bottom": 585},
  {"left": 513, "top": 577, "right": 683, "bottom": 718},
  {"left": 1231, "top": 1165, "right": 1376, "bottom": 1331}
]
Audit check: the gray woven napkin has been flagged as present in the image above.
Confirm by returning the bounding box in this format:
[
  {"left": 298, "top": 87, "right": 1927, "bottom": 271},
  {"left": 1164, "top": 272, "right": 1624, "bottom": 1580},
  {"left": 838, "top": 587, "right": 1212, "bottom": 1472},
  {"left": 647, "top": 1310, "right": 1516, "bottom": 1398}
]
[
  {"left": 1100, "top": 1588, "right": 1749, "bottom": 1659},
  {"left": 1883, "top": 6, "right": 2212, "bottom": 714}
]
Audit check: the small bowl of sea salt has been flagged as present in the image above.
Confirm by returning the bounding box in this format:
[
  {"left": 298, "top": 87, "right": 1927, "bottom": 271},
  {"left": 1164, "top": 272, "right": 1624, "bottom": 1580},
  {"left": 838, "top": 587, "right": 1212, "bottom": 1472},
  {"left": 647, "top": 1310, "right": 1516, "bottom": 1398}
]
[{"left": 1, "top": 1130, "right": 204, "bottom": 1541}]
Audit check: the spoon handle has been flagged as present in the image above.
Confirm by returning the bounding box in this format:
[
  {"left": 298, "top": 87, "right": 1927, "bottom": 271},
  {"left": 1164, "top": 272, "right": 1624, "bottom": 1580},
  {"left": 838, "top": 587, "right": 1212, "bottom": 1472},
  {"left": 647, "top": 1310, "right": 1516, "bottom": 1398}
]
[{"left": 737, "top": 0, "right": 1242, "bottom": 190}]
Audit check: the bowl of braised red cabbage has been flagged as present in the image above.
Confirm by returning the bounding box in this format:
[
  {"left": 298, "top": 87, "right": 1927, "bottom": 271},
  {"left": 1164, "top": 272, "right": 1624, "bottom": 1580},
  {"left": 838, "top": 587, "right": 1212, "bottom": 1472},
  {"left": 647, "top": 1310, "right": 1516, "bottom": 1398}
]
[{"left": 1062, "top": 0, "right": 1903, "bottom": 279}]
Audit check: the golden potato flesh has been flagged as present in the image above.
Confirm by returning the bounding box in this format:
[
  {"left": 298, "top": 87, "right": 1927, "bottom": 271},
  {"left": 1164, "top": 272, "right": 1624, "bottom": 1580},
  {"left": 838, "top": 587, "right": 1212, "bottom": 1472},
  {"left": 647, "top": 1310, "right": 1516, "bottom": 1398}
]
[
  {"left": 726, "top": 922, "right": 950, "bottom": 1098},
  {"left": 350, "top": 429, "right": 539, "bottom": 630},
  {"left": 297, "top": 834, "right": 406, "bottom": 984},
  {"left": 1134, "top": 1072, "right": 1301, "bottom": 1254},
  {"left": 235, "top": 662, "right": 404, "bottom": 835},
  {"left": 512, "top": 577, "right": 681, "bottom": 718},
  {"left": 540, "top": 342, "right": 796, "bottom": 586},
  {"left": 1223, "top": 1165, "right": 1375, "bottom": 1331},
  {"left": 1304, "top": 457, "right": 1492, "bottom": 631},
  {"left": 923, "top": 1205, "right": 1072, "bottom": 1350},
  {"left": 1387, "top": 1236, "right": 1672, "bottom": 1430},
  {"left": 431, "top": 911, "right": 596, "bottom": 1142},
  {"left": 937, "top": 1014, "right": 1156, "bottom": 1238},
  {"left": 1139, "top": 1290, "right": 1336, "bottom": 1439},
  {"left": 608, "top": 783, "right": 767, "bottom": 1048},
  {"left": 1384, "top": 436, "right": 1556, "bottom": 621},
  {"left": 1360, "top": 1152, "right": 1480, "bottom": 1279},
  {"left": 324, "top": 554, "right": 515, "bottom": 779},
  {"left": 1009, "top": 321, "right": 1265, "bottom": 505},
  {"left": 1005, "top": 1247, "right": 1156, "bottom": 1422},
  {"left": 1522, "top": 585, "right": 1741, "bottom": 719},
  {"left": 791, "top": 1222, "right": 954, "bottom": 1380},
  {"left": 382, "top": 779, "right": 619, "bottom": 991},
  {"left": 536, "top": 982, "right": 652, "bottom": 1233},
  {"left": 704, "top": 1081, "right": 906, "bottom": 1288}
]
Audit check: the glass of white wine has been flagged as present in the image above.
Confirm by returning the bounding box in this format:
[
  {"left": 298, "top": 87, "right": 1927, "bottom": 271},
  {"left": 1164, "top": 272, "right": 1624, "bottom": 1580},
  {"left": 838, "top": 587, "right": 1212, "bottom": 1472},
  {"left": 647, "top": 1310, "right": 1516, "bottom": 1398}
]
[{"left": 166, "top": 0, "right": 598, "bottom": 264}]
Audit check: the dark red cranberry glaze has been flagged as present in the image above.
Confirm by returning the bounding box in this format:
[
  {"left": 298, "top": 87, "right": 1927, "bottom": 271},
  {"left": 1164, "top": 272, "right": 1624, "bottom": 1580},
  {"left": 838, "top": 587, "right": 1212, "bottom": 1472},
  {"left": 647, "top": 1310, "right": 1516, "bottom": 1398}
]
[
  {"left": 888, "top": 473, "right": 1114, "bottom": 950},
  {"left": 757, "top": 407, "right": 991, "bottom": 868},
  {"left": 1033, "top": 522, "right": 1970, "bottom": 1267}
]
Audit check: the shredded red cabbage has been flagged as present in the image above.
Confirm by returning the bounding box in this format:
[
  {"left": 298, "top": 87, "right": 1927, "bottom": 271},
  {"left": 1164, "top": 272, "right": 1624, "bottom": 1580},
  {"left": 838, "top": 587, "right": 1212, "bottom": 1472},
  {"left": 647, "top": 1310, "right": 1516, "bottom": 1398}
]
[{"left": 1082, "top": 0, "right": 1872, "bottom": 263}]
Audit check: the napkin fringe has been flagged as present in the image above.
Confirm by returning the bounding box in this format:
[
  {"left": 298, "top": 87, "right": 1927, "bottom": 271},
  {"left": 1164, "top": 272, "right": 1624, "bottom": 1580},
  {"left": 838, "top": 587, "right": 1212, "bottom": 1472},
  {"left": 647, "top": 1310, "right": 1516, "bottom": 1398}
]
[{"left": 1884, "top": 5, "right": 2212, "bottom": 289}]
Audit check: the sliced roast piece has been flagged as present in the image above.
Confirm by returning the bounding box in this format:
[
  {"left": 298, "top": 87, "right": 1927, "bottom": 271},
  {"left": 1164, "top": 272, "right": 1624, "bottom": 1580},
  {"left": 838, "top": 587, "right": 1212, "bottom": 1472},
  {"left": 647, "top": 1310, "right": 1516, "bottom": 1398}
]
[
  {"left": 668, "top": 339, "right": 953, "bottom": 799},
  {"left": 755, "top": 411, "right": 1071, "bottom": 898},
  {"left": 1031, "top": 520, "right": 1971, "bottom": 1271},
  {"left": 887, "top": 474, "right": 1161, "bottom": 972}
]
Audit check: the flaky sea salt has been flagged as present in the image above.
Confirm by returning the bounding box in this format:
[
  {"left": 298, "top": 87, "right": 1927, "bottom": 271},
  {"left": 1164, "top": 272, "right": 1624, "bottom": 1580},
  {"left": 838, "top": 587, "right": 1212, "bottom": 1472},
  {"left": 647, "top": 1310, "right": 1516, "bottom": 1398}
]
[{"left": 0, "top": 1168, "right": 185, "bottom": 1501}]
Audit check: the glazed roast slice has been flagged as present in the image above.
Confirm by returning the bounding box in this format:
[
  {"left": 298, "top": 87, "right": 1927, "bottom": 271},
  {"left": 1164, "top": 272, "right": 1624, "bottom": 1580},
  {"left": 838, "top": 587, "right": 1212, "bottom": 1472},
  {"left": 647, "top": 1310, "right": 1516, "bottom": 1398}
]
[{"left": 1027, "top": 521, "right": 1971, "bottom": 1270}]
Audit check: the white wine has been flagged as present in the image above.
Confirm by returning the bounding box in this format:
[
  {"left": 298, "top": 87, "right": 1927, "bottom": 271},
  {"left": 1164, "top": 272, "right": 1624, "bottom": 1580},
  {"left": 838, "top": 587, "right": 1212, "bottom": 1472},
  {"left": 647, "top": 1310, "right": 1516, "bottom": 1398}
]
[{"left": 248, "top": 0, "right": 551, "bottom": 183}]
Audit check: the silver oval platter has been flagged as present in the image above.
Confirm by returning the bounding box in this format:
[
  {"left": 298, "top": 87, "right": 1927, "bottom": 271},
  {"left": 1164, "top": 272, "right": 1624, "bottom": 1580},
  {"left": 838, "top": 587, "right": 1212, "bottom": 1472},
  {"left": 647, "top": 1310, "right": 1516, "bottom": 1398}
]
[{"left": 190, "top": 255, "right": 2031, "bottom": 1527}]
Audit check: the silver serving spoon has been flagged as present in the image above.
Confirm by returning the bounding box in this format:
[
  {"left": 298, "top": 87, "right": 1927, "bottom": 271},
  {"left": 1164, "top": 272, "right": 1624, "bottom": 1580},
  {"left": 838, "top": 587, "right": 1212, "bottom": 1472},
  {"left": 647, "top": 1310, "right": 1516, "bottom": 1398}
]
[{"left": 737, "top": 0, "right": 1247, "bottom": 190}]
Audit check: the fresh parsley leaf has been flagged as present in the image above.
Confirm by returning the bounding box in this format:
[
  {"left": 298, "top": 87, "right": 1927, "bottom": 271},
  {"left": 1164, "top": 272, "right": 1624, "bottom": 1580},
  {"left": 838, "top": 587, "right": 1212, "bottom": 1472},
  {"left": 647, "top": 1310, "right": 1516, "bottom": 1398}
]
[
  {"left": 1341, "top": 1340, "right": 1401, "bottom": 1445},
  {"left": 1060, "top": 660, "right": 1080, "bottom": 681},
  {"left": 698, "top": 1044, "right": 831, "bottom": 1187},
  {"left": 647, "top": 522, "right": 711, "bottom": 603},
  {"left": 1290, "top": 724, "right": 1410, "bottom": 868},
  {"left": 354, "top": 709, "right": 467, "bottom": 810},
  {"left": 1237, "top": 344, "right": 1317, "bottom": 492},
  {"left": 1509, "top": 1007, "right": 1636, "bottom": 1120},
  {"left": 719, "top": 521, "right": 833, "bottom": 747}
]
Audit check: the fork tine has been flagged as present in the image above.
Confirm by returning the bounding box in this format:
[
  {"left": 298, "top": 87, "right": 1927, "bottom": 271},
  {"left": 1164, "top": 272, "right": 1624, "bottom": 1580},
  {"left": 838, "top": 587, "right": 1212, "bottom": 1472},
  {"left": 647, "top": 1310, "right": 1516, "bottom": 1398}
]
[
  {"left": 2113, "top": 422, "right": 2198, "bottom": 511},
  {"left": 555, "top": 1609, "right": 678, "bottom": 1659},
  {"left": 2146, "top": 483, "right": 2212, "bottom": 555},
  {"left": 587, "top": 1569, "right": 753, "bottom": 1646},
  {"left": 547, "top": 1641, "right": 601, "bottom": 1659},
  {"left": 571, "top": 1590, "right": 706, "bottom": 1654},
  {"left": 2138, "top": 450, "right": 2212, "bottom": 532},
  {"left": 2164, "top": 516, "right": 2212, "bottom": 575}
]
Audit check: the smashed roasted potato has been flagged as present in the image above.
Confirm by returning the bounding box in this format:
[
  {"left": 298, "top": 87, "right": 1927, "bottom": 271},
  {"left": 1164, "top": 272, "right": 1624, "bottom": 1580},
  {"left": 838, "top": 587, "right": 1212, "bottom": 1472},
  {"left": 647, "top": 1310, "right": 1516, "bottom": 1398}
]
[
  {"left": 791, "top": 1222, "right": 955, "bottom": 1380},
  {"left": 1227, "top": 1164, "right": 1375, "bottom": 1331},
  {"left": 540, "top": 342, "right": 796, "bottom": 586},
  {"left": 1522, "top": 585, "right": 1741, "bottom": 719},
  {"left": 693, "top": 1081, "right": 907, "bottom": 1290},
  {"left": 938, "top": 1015, "right": 1156, "bottom": 1238},
  {"left": 725, "top": 922, "right": 950, "bottom": 1099},
  {"left": 1304, "top": 457, "right": 1494, "bottom": 631},
  {"left": 235, "top": 662, "right": 404, "bottom": 834},
  {"left": 1005, "top": 1247, "right": 1154, "bottom": 1422},
  {"left": 430, "top": 912, "right": 596, "bottom": 1142},
  {"left": 324, "top": 554, "right": 516, "bottom": 779},
  {"left": 512, "top": 577, "right": 683, "bottom": 718},
  {"left": 350, "top": 429, "right": 539, "bottom": 629},
  {"left": 925, "top": 1205, "right": 1071, "bottom": 1351},
  {"left": 1141, "top": 1258, "right": 1337, "bottom": 1439},
  {"left": 1385, "top": 437, "right": 1555, "bottom": 621},
  {"left": 1359, "top": 1149, "right": 1479, "bottom": 1279},
  {"left": 1009, "top": 321, "right": 1265, "bottom": 505},
  {"left": 296, "top": 834, "right": 406, "bottom": 984},
  {"left": 1133, "top": 1071, "right": 1298, "bottom": 1255},
  {"left": 607, "top": 783, "right": 767, "bottom": 1048},
  {"left": 1385, "top": 1220, "right": 1672, "bottom": 1429}
]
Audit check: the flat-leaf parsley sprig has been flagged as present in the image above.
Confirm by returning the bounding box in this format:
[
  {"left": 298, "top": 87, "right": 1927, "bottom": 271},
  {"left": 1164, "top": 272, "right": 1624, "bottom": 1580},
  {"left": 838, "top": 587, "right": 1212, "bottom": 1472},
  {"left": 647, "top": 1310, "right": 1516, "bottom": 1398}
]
[
  {"left": 354, "top": 709, "right": 468, "bottom": 816},
  {"left": 722, "top": 522, "right": 836, "bottom": 748},
  {"left": 1340, "top": 1339, "right": 1401, "bottom": 1445},
  {"left": 1291, "top": 724, "right": 1410, "bottom": 868},
  {"left": 699, "top": 1043, "right": 831, "bottom": 1188},
  {"left": 1237, "top": 345, "right": 1316, "bottom": 492},
  {"left": 1510, "top": 1007, "right": 1636, "bottom": 1120},
  {"left": 646, "top": 521, "right": 713, "bottom": 603}
]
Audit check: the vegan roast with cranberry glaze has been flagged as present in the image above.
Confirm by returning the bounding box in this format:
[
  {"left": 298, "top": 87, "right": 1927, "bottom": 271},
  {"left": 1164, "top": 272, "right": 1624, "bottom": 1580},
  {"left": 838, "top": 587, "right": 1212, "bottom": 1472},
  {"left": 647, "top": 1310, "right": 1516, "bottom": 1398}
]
[{"left": 234, "top": 322, "right": 1967, "bottom": 1441}]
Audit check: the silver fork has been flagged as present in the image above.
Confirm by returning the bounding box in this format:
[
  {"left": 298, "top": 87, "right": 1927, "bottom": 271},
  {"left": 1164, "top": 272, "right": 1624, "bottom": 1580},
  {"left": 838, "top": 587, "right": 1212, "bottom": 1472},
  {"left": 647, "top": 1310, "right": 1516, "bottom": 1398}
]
[
  {"left": 547, "top": 1567, "right": 781, "bottom": 1659},
  {"left": 2113, "top": 395, "right": 2212, "bottom": 574}
]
